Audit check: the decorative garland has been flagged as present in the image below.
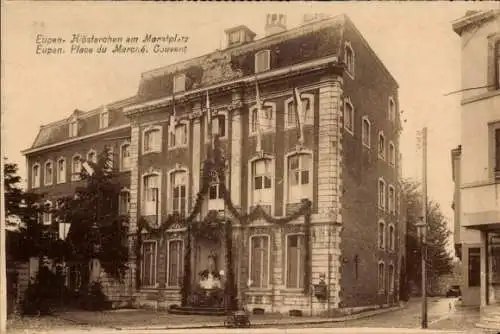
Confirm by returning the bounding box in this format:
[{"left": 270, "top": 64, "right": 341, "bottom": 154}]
[{"left": 135, "top": 134, "right": 313, "bottom": 304}]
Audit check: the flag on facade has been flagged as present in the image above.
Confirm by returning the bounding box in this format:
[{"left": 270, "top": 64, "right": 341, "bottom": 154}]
[
  {"left": 293, "top": 86, "right": 305, "bottom": 145},
  {"left": 169, "top": 94, "right": 177, "bottom": 136},
  {"left": 82, "top": 160, "right": 94, "bottom": 176},
  {"left": 206, "top": 90, "right": 214, "bottom": 149},
  {"left": 255, "top": 79, "right": 263, "bottom": 152}
]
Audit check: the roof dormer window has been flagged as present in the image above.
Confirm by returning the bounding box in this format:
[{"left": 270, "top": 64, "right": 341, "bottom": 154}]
[
  {"left": 255, "top": 50, "right": 271, "bottom": 73},
  {"left": 100, "top": 107, "right": 109, "bottom": 129},
  {"left": 69, "top": 120, "right": 78, "bottom": 137},
  {"left": 173, "top": 74, "right": 186, "bottom": 94},
  {"left": 229, "top": 31, "right": 241, "bottom": 45}
]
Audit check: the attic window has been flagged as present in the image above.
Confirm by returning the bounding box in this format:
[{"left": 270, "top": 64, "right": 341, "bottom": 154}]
[
  {"left": 229, "top": 31, "right": 241, "bottom": 45},
  {"left": 255, "top": 50, "right": 271, "bottom": 73},
  {"left": 173, "top": 74, "right": 186, "bottom": 94},
  {"left": 100, "top": 109, "right": 109, "bottom": 129},
  {"left": 69, "top": 120, "right": 78, "bottom": 137}
]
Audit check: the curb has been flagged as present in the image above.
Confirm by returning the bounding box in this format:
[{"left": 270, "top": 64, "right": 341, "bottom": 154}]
[{"left": 115, "top": 304, "right": 407, "bottom": 331}]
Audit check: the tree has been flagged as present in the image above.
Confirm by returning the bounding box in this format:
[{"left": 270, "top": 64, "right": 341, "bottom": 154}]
[
  {"left": 55, "top": 147, "right": 128, "bottom": 286},
  {"left": 402, "top": 179, "right": 454, "bottom": 295}
]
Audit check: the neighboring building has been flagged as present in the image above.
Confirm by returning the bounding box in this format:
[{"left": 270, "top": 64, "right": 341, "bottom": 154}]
[
  {"left": 451, "top": 9, "right": 500, "bottom": 329},
  {"left": 23, "top": 13, "right": 403, "bottom": 315}
]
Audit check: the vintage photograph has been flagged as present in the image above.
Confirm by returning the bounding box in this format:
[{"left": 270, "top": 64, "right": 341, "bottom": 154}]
[{"left": 1, "top": 2, "right": 500, "bottom": 333}]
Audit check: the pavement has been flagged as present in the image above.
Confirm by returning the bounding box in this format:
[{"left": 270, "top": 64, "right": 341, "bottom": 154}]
[{"left": 6, "top": 297, "right": 496, "bottom": 334}]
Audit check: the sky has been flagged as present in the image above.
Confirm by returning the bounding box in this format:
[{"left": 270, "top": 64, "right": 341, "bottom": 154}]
[{"left": 2, "top": 2, "right": 500, "bottom": 244}]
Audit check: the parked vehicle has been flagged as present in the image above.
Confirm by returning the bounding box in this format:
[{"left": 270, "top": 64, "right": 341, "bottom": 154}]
[{"left": 445, "top": 285, "right": 461, "bottom": 298}]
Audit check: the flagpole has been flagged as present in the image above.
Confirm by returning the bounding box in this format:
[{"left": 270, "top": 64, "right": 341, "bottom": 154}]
[{"left": 255, "top": 78, "right": 262, "bottom": 153}]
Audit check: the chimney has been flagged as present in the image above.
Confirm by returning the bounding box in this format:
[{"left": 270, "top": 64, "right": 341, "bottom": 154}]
[{"left": 265, "top": 13, "right": 287, "bottom": 36}]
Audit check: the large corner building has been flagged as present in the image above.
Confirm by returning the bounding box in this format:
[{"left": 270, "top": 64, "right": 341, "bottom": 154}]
[{"left": 23, "top": 13, "right": 403, "bottom": 315}]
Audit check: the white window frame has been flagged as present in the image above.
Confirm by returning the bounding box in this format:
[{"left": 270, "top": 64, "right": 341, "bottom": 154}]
[
  {"left": 389, "top": 142, "right": 396, "bottom": 167},
  {"left": 247, "top": 155, "right": 275, "bottom": 213},
  {"left": 42, "top": 200, "right": 52, "bottom": 225},
  {"left": 142, "top": 125, "right": 162, "bottom": 154},
  {"left": 99, "top": 108, "right": 109, "bottom": 129},
  {"left": 248, "top": 234, "right": 271, "bottom": 289},
  {"left": 388, "top": 97, "right": 396, "bottom": 122},
  {"left": 167, "top": 167, "right": 189, "bottom": 216},
  {"left": 56, "top": 157, "right": 66, "bottom": 184},
  {"left": 388, "top": 185, "right": 395, "bottom": 214},
  {"left": 71, "top": 154, "right": 82, "bottom": 181},
  {"left": 32, "top": 163, "right": 41, "bottom": 189},
  {"left": 343, "top": 97, "right": 354, "bottom": 135},
  {"left": 44, "top": 160, "right": 53, "bottom": 186},
  {"left": 173, "top": 74, "right": 186, "bottom": 94},
  {"left": 169, "top": 120, "right": 190, "bottom": 150},
  {"left": 284, "top": 151, "right": 313, "bottom": 209},
  {"left": 166, "top": 239, "right": 184, "bottom": 288},
  {"left": 120, "top": 142, "right": 131, "bottom": 171},
  {"left": 204, "top": 110, "right": 229, "bottom": 143},
  {"left": 344, "top": 41, "right": 355, "bottom": 78},
  {"left": 378, "top": 220, "right": 386, "bottom": 250},
  {"left": 249, "top": 102, "right": 277, "bottom": 136},
  {"left": 378, "top": 260, "right": 385, "bottom": 293},
  {"left": 141, "top": 240, "right": 158, "bottom": 288},
  {"left": 142, "top": 171, "right": 162, "bottom": 224},
  {"left": 284, "top": 233, "right": 306, "bottom": 290},
  {"left": 69, "top": 120, "right": 78, "bottom": 137},
  {"left": 119, "top": 188, "right": 130, "bottom": 216},
  {"left": 208, "top": 172, "right": 228, "bottom": 211},
  {"left": 284, "top": 93, "right": 315, "bottom": 130},
  {"left": 87, "top": 149, "right": 97, "bottom": 164},
  {"left": 361, "top": 116, "right": 371, "bottom": 148},
  {"left": 254, "top": 50, "right": 271, "bottom": 73},
  {"left": 388, "top": 224, "right": 395, "bottom": 252},
  {"left": 378, "top": 131, "right": 386, "bottom": 160},
  {"left": 378, "top": 177, "right": 386, "bottom": 210}
]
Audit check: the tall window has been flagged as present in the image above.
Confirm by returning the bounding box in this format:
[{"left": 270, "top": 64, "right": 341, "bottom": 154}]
[
  {"left": 468, "top": 247, "right": 481, "bottom": 287},
  {"left": 378, "top": 261, "right": 385, "bottom": 291},
  {"left": 120, "top": 143, "right": 131, "bottom": 171},
  {"left": 389, "top": 225, "right": 395, "bottom": 251},
  {"left": 87, "top": 150, "right": 97, "bottom": 164},
  {"left": 119, "top": 190, "right": 130, "bottom": 216},
  {"left": 388, "top": 186, "right": 395, "bottom": 214},
  {"left": 287, "top": 154, "right": 312, "bottom": 203},
  {"left": 251, "top": 159, "right": 273, "bottom": 206},
  {"left": 170, "top": 124, "right": 188, "bottom": 148},
  {"left": 378, "top": 178, "right": 386, "bottom": 209},
  {"left": 250, "top": 236, "right": 269, "bottom": 288},
  {"left": 378, "top": 221, "right": 385, "bottom": 249},
  {"left": 42, "top": 201, "right": 52, "bottom": 225},
  {"left": 167, "top": 240, "right": 183, "bottom": 287},
  {"left": 44, "top": 161, "right": 53, "bottom": 186},
  {"left": 173, "top": 74, "right": 186, "bottom": 93},
  {"left": 344, "top": 99, "right": 354, "bottom": 133},
  {"left": 496, "top": 41, "right": 500, "bottom": 89},
  {"left": 344, "top": 42, "right": 355, "bottom": 76},
  {"left": 388, "top": 98, "right": 396, "bottom": 122},
  {"left": 209, "top": 174, "right": 224, "bottom": 200},
  {"left": 362, "top": 117, "right": 371, "bottom": 147},
  {"left": 286, "top": 234, "right": 305, "bottom": 289},
  {"left": 99, "top": 110, "right": 109, "bottom": 129},
  {"left": 69, "top": 120, "right": 78, "bottom": 137},
  {"left": 143, "top": 174, "right": 159, "bottom": 216},
  {"left": 389, "top": 142, "right": 396, "bottom": 167},
  {"left": 144, "top": 128, "right": 161, "bottom": 153},
  {"left": 495, "top": 129, "right": 500, "bottom": 176},
  {"left": 207, "top": 114, "right": 226, "bottom": 139},
  {"left": 171, "top": 171, "right": 187, "bottom": 215},
  {"left": 255, "top": 50, "right": 270, "bottom": 73},
  {"left": 286, "top": 97, "right": 312, "bottom": 129},
  {"left": 388, "top": 264, "right": 395, "bottom": 292},
  {"left": 32, "top": 164, "right": 40, "bottom": 188},
  {"left": 141, "top": 241, "right": 157, "bottom": 287},
  {"left": 378, "top": 132, "right": 386, "bottom": 159},
  {"left": 251, "top": 106, "right": 274, "bottom": 134},
  {"left": 72, "top": 155, "right": 81, "bottom": 181},
  {"left": 57, "top": 158, "right": 66, "bottom": 184}
]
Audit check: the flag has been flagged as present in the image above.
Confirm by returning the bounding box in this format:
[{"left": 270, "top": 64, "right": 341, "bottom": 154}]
[
  {"left": 82, "top": 161, "right": 94, "bottom": 176},
  {"left": 293, "top": 86, "right": 305, "bottom": 145},
  {"left": 255, "top": 79, "right": 263, "bottom": 152},
  {"left": 169, "top": 94, "right": 177, "bottom": 136},
  {"left": 206, "top": 90, "right": 214, "bottom": 148}
]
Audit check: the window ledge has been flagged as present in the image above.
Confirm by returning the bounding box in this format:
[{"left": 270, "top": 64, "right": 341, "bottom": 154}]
[
  {"left": 282, "top": 288, "right": 305, "bottom": 294},
  {"left": 246, "top": 288, "right": 272, "bottom": 295},
  {"left": 168, "top": 145, "right": 188, "bottom": 151},
  {"left": 143, "top": 149, "right": 162, "bottom": 155}
]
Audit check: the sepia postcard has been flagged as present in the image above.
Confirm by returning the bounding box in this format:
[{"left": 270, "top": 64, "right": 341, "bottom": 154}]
[{"left": 1, "top": 2, "right": 500, "bottom": 334}]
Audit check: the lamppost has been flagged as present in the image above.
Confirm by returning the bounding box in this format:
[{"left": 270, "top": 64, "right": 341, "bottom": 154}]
[{"left": 415, "top": 217, "right": 427, "bottom": 329}]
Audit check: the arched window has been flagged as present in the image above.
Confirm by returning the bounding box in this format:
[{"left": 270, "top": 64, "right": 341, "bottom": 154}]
[
  {"left": 32, "top": 163, "right": 40, "bottom": 188},
  {"left": 378, "top": 132, "right": 386, "bottom": 159},
  {"left": 169, "top": 122, "right": 189, "bottom": 149},
  {"left": 57, "top": 158, "right": 66, "bottom": 184},
  {"left": 344, "top": 97, "right": 354, "bottom": 134},
  {"left": 388, "top": 97, "right": 396, "bottom": 122},
  {"left": 378, "top": 220, "right": 386, "bottom": 250},
  {"left": 284, "top": 94, "right": 314, "bottom": 129},
  {"left": 170, "top": 170, "right": 188, "bottom": 216},
  {"left": 249, "top": 235, "right": 270, "bottom": 288},
  {"left": 388, "top": 224, "right": 395, "bottom": 251},
  {"left": 344, "top": 41, "right": 355, "bottom": 77},
  {"left": 389, "top": 142, "right": 396, "bottom": 167},
  {"left": 143, "top": 173, "right": 160, "bottom": 221},
  {"left": 72, "top": 155, "right": 82, "bottom": 181},
  {"left": 286, "top": 153, "right": 312, "bottom": 204},
  {"left": 378, "top": 178, "right": 386, "bottom": 210},
  {"left": 378, "top": 261, "right": 385, "bottom": 292},
  {"left": 388, "top": 185, "right": 395, "bottom": 214},
  {"left": 143, "top": 126, "right": 162, "bottom": 154},
  {"left": 250, "top": 158, "right": 273, "bottom": 209},
  {"left": 388, "top": 263, "right": 395, "bottom": 293},
  {"left": 249, "top": 102, "right": 276, "bottom": 136},
  {"left": 44, "top": 161, "right": 53, "bottom": 186},
  {"left": 120, "top": 143, "right": 131, "bottom": 171},
  {"left": 362, "top": 116, "right": 371, "bottom": 148}
]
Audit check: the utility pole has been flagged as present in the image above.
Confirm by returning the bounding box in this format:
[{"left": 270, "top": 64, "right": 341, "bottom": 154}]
[
  {"left": 1, "top": 154, "right": 7, "bottom": 333},
  {"left": 420, "top": 127, "right": 428, "bottom": 329}
]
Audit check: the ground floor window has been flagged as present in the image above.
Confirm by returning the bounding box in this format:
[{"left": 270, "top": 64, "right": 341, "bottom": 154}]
[
  {"left": 249, "top": 235, "right": 270, "bottom": 288},
  {"left": 468, "top": 247, "right": 481, "bottom": 287},
  {"left": 167, "top": 240, "right": 183, "bottom": 287},
  {"left": 142, "top": 241, "right": 157, "bottom": 287},
  {"left": 286, "top": 234, "right": 305, "bottom": 289}
]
